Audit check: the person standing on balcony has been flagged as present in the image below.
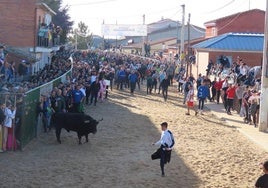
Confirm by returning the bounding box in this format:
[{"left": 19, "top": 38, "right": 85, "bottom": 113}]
[{"left": 38, "top": 23, "right": 46, "bottom": 46}]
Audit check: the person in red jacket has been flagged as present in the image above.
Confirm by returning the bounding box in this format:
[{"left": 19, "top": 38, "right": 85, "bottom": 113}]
[
  {"left": 226, "top": 83, "right": 237, "bottom": 115},
  {"left": 214, "top": 77, "right": 225, "bottom": 104}
]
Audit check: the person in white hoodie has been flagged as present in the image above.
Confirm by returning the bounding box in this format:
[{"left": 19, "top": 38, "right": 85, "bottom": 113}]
[
  {"left": 152, "top": 122, "right": 175, "bottom": 177},
  {"left": 3, "top": 101, "right": 16, "bottom": 151}
]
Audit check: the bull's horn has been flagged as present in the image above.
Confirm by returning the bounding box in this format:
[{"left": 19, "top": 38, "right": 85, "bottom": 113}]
[
  {"left": 98, "top": 118, "right": 103, "bottom": 122},
  {"left": 84, "top": 120, "right": 90, "bottom": 123}
]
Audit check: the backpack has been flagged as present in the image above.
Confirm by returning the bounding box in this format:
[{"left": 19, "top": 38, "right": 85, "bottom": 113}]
[
  {"left": 184, "top": 81, "right": 191, "bottom": 92},
  {"left": 168, "top": 130, "right": 175, "bottom": 148}
]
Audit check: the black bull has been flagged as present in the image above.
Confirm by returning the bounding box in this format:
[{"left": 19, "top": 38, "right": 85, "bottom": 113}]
[{"left": 52, "top": 113, "right": 102, "bottom": 144}]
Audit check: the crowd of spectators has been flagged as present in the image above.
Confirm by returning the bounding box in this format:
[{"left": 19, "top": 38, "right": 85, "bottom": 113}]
[
  {"left": 0, "top": 45, "right": 265, "bottom": 152},
  {"left": 180, "top": 55, "right": 262, "bottom": 127},
  {"left": 0, "top": 46, "right": 73, "bottom": 94}
]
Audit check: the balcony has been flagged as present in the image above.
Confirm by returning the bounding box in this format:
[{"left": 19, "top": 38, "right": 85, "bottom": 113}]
[{"left": 34, "top": 24, "right": 62, "bottom": 52}]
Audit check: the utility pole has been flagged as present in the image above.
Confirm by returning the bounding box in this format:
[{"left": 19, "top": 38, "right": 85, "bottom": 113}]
[
  {"left": 259, "top": 0, "right": 268, "bottom": 132},
  {"left": 176, "top": 20, "right": 179, "bottom": 57},
  {"left": 116, "top": 20, "right": 118, "bottom": 50},
  {"left": 102, "top": 20, "right": 105, "bottom": 50},
  {"left": 142, "top": 14, "right": 145, "bottom": 56},
  {"left": 186, "top": 13, "right": 191, "bottom": 78},
  {"left": 180, "top": 5, "right": 185, "bottom": 56},
  {"left": 75, "top": 29, "right": 77, "bottom": 50}
]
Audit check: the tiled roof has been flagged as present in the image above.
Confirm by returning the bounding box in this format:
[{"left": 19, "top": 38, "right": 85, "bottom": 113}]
[{"left": 192, "top": 33, "right": 264, "bottom": 52}]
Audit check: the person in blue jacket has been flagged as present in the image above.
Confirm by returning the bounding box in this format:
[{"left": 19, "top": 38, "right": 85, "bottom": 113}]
[
  {"left": 128, "top": 70, "right": 138, "bottom": 95},
  {"left": 197, "top": 81, "right": 210, "bottom": 115}
]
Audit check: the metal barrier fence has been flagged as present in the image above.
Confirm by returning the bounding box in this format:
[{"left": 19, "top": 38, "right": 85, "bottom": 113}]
[{"left": 0, "top": 67, "right": 72, "bottom": 151}]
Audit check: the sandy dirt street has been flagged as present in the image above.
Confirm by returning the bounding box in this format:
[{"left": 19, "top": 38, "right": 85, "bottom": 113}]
[{"left": 0, "top": 84, "right": 267, "bottom": 188}]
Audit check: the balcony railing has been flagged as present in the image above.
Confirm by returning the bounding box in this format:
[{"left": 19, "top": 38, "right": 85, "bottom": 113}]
[{"left": 37, "top": 24, "right": 61, "bottom": 48}]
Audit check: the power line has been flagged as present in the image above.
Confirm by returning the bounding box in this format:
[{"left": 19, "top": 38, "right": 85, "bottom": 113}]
[
  {"left": 190, "top": 24, "right": 205, "bottom": 34},
  {"left": 68, "top": 0, "right": 118, "bottom": 6},
  {"left": 70, "top": 7, "right": 178, "bottom": 22},
  {"left": 202, "top": 0, "right": 236, "bottom": 14},
  {"left": 217, "top": 12, "right": 242, "bottom": 32},
  {"left": 168, "top": 10, "right": 182, "bottom": 20}
]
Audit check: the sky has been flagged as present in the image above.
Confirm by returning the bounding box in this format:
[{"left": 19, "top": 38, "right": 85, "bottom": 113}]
[{"left": 61, "top": 0, "right": 266, "bottom": 36}]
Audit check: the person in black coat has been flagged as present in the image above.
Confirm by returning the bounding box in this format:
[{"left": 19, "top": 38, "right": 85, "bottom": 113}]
[
  {"left": 89, "top": 77, "right": 100, "bottom": 106},
  {"left": 0, "top": 102, "right": 5, "bottom": 125},
  {"left": 161, "top": 76, "right": 169, "bottom": 101},
  {"left": 255, "top": 160, "right": 268, "bottom": 188}
]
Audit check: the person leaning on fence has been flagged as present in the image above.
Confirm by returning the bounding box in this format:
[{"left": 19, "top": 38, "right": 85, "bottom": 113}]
[
  {"left": 0, "top": 102, "right": 5, "bottom": 152},
  {"left": 2, "top": 101, "right": 16, "bottom": 152},
  {"left": 255, "top": 160, "right": 268, "bottom": 188},
  {"left": 151, "top": 122, "right": 175, "bottom": 177}
]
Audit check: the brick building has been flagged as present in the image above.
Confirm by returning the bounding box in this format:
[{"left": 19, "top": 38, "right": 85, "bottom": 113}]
[
  {"left": 0, "top": 0, "right": 36, "bottom": 47},
  {"left": 0, "top": 0, "right": 56, "bottom": 72},
  {"left": 190, "top": 9, "right": 265, "bottom": 78},
  {"left": 204, "top": 9, "right": 265, "bottom": 38}
]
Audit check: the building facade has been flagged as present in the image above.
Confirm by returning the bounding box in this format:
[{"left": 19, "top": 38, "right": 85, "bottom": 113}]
[
  {"left": 204, "top": 9, "right": 265, "bottom": 38},
  {"left": 0, "top": 1, "right": 57, "bottom": 73}
]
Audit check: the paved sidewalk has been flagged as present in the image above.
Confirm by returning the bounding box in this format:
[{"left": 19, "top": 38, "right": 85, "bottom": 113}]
[{"left": 205, "top": 101, "right": 268, "bottom": 152}]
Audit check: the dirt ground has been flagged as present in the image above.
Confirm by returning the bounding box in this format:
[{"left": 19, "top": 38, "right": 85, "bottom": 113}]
[{"left": 0, "top": 84, "right": 267, "bottom": 188}]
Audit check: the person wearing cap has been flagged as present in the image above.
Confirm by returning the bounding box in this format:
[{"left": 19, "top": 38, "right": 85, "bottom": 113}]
[
  {"left": 255, "top": 160, "right": 268, "bottom": 188},
  {"left": 152, "top": 122, "right": 175, "bottom": 177}
]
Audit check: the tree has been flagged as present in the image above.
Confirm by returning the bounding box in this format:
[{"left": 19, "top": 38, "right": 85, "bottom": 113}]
[
  {"left": 41, "top": 0, "right": 73, "bottom": 44},
  {"left": 69, "top": 21, "right": 93, "bottom": 50}
]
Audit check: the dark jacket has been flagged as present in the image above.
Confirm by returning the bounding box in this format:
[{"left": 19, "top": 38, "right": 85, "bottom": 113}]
[
  {"left": 90, "top": 81, "right": 100, "bottom": 94},
  {"left": 161, "top": 78, "right": 169, "bottom": 90},
  {"left": 0, "top": 108, "right": 5, "bottom": 124}
]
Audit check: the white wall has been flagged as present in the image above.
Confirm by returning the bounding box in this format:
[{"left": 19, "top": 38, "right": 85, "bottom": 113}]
[{"left": 192, "top": 51, "right": 209, "bottom": 78}]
